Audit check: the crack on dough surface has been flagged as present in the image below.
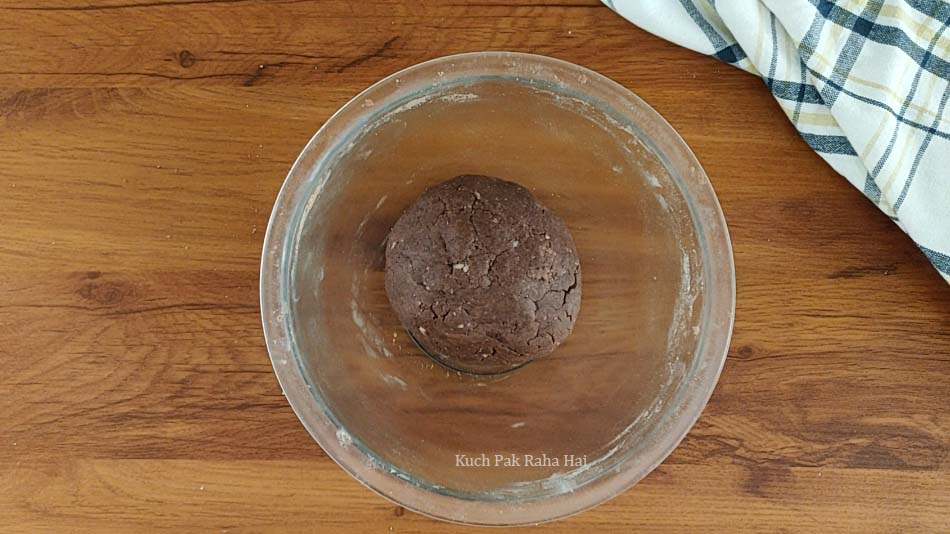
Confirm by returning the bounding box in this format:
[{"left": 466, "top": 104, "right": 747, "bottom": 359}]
[{"left": 385, "top": 175, "right": 581, "bottom": 374}]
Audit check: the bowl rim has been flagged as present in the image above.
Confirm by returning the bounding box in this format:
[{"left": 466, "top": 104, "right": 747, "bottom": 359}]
[{"left": 260, "top": 51, "right": 736, "bottom": 526}]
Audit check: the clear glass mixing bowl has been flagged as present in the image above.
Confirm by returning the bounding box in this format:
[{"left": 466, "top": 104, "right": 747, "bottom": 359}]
[{"left": 261, "top": 52, "right": 735, "bottom": 526}]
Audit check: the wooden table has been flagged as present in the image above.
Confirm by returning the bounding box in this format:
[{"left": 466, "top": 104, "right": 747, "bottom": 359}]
[{"left": 2, "top": 1, "right": 948, "bottom": 532}]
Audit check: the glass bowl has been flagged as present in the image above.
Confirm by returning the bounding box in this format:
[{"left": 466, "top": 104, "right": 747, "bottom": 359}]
[{"left": 261, "top": 52, "right": 735, "bottom": 526}]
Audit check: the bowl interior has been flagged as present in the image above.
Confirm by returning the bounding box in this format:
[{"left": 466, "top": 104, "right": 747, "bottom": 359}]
[{"left": 264, "top": 53, "right": 733, "bottom": 524}]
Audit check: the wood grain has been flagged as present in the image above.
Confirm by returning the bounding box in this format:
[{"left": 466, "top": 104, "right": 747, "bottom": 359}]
[{"left": 1, "top": 0, "right": 948, "bottom": 532}]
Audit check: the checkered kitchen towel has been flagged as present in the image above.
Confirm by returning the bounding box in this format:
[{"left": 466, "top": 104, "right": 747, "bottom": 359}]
[{"left": 604, "top": 0, "right": 950, "bottom": 283}]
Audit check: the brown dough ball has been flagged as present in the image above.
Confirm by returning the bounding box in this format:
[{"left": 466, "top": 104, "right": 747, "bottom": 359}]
[{"left": 384, "top": 175, "right": 581, "bottom": 374}]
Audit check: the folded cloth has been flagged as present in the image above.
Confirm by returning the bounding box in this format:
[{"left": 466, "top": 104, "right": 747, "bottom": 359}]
[{"left": 605, "top": 0, "right": 950, "bottom": 283}]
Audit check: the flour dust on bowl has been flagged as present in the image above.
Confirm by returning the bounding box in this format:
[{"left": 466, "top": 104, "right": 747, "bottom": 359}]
[{"left": 261, "top": 52, "right": 735, "bottom": 526}]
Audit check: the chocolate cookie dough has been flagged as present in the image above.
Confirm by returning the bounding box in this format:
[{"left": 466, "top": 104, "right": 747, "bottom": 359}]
[{"left": 384, "top": 175, "right": 581, "bottom": 374}]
